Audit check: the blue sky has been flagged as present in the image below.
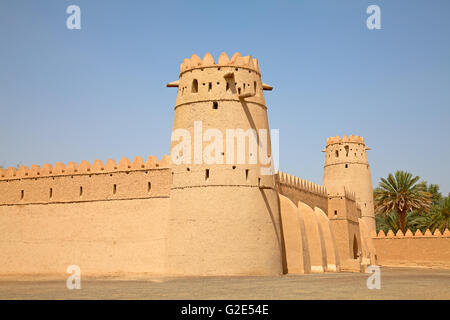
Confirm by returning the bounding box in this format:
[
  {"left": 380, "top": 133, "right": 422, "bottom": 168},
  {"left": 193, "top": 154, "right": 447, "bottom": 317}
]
[{"left": 0, "top": 0, "right": 449, "bottom": 194}]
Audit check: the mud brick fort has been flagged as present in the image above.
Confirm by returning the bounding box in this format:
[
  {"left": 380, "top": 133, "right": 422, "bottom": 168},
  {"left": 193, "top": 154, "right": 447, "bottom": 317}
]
[{"left": 0, "top": 52, "right": 449, "bottom": 277}]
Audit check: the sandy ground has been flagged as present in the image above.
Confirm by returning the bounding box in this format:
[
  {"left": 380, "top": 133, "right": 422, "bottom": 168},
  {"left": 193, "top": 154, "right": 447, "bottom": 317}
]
[{"left": 0, "top": 267, "right": 449, "bottom": 300}]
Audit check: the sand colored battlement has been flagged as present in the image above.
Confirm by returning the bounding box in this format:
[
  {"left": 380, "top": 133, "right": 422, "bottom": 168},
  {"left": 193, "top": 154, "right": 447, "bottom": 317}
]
[
  {"left": 326, "top": 135, "right": 365, "bottom": 146},
  {"left": 171, "top": 52, "right": 273, "bottom": 109},
  {"left": 375, "top": 228, "right": 450, "bottom": 238},
  {"left": 277, "top": 171, "right": 327, "bottom": 197},
  {"left": 179, "top": 52, "right": 261, "bottom": 75},
  {"left": 276, "top": 171, "right": 328, "bottom": 215},
  {"left": 0, "top": 155, "right": 171, "bottom": 180},
  {"left": 372, "top": 228, "right": 450, "bottom": 269},
  {"left": 0, "top": 155, "right": 172, "bottom": 206},
  {"left": 323, "top": 136, "right": 369, "bottom": 167},
  {"left": 0, "top": 155, "right": 173, "bottom": 276}
]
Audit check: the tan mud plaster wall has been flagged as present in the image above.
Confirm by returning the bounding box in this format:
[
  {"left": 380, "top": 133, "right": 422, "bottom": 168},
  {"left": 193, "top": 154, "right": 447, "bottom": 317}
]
[
  {"left": 166, "top": 185, "right": 283, "bottom": 276},
  {"left": 277, "top": 172, "right": 328, "bottom": 214},
  {"left": 373, "top": 232, "right": 450, "bottom": 269},
  {"left": 314, "top": 207, "right": 340, "bottom": 272},
  {"left": 0, "top": 198, "right": 170, "bottom": 276},
  {"left": 279, "top": 195, "right": 311, "bottom": 274},
  {"left": 298, "top": 201, "right": 327, "bottom": 272},
  {"left": 0, "top": 158, "right": 172, "bottom": 276}
]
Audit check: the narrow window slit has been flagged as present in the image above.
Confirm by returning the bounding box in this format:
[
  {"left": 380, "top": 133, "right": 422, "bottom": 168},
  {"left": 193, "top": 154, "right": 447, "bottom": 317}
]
[{"left": 191, "top": 79, "right": 198, "bottom": 93}]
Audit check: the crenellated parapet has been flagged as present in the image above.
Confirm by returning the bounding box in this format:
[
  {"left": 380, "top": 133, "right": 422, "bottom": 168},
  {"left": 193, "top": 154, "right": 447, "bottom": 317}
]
[
  {"left": 277, "top": 171, "right": 327, "bottom": 196},
  {"left": 179, "top": 52, "right": 261, "bottom": 75},
  {"left": 0, "top": 155, "right": 172, "bottom": 206},
  {"left": 276, "top": 171, "right": 328, "bottom": 214},
  {"left": 0, "top": 155, "right": 171, "bottom": 180},
  {"left": 326, "top": 134, "right": 365, "bottom": 146},
  {"left": 375, "top": 228, "right": 450, "bottom": 238},
  {"left": 323, "top": 135, "right": 370, "bottom": 167},
  {"left": 372, "top": 228, "right": 450, "bottom": 268},
  {"left": 169, "top": 52, "right": 273, "bottom": 109}
]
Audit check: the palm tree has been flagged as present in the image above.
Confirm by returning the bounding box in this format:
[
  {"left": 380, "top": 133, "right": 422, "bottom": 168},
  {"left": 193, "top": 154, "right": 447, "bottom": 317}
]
[
  {"left": 375, "top": 210, "right": 430, "bottom": 234},
  {"left": 374, "top": 171, "right": 432, "bottom": 233},
  {"left": 375, "top": 212, "right": 400, "bottom": 233},
  {"left": 428, "top": 196, "right": 450, "bottom": 233},
  {"left": 418, "top": 181, "right": 442, "bottom": 206}
]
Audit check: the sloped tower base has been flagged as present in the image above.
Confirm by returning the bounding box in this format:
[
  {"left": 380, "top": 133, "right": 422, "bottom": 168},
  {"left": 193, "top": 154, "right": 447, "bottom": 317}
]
[{"left": 165, "top": 186, "right": 283, "bottom": 276}]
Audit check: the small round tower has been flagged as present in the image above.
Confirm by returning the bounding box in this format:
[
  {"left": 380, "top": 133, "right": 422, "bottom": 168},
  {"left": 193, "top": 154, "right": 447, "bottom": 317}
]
[
  {"left": 323, "top": 135, "right": 376, "bottom": 231},
  {"left": 165, "top": 52, "right": 283, "bottom": 276}
]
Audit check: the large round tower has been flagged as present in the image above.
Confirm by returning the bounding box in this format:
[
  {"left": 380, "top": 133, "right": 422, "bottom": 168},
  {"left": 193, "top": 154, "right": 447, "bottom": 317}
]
[
  {"left": 323, "top": 135, "right": 376, "bottom": 232},
  {"left": 164, "top": 52, "right": 283, "bottom": 276}
]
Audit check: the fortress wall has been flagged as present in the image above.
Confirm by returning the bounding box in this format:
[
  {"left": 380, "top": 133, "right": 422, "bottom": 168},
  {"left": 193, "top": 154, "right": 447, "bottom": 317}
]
[
  {"left": 298, "top": 201, "right": 327, "bottom": 272},
  {"left": 0, "top": 198, "right": 170, "bottom": 276},
  {"left": 279, "top": 195, "right": 311, "bottom": 274},
  {"left": 372, "top": 229, "right": 450, "bottom": 269},
  {"left": 358, "top": 218, "right": 377, "bottom": 265},
  {"left": 277, "top": 171, "right": 328, "bottom": 214},
  {"left": 314, "top": 207, "right": 340, "bottom": 272},
  {"left": 0, "top": 156, "right": 171, "bottom": 205},
  {"left": 0, "top": 156, "right": 172, "bottom": 276}
]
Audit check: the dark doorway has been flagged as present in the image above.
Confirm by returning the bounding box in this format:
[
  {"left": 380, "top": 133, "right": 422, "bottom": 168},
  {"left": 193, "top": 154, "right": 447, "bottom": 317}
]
[{"left": 353, "top": 235, "right": 359, "bottom": 259}]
